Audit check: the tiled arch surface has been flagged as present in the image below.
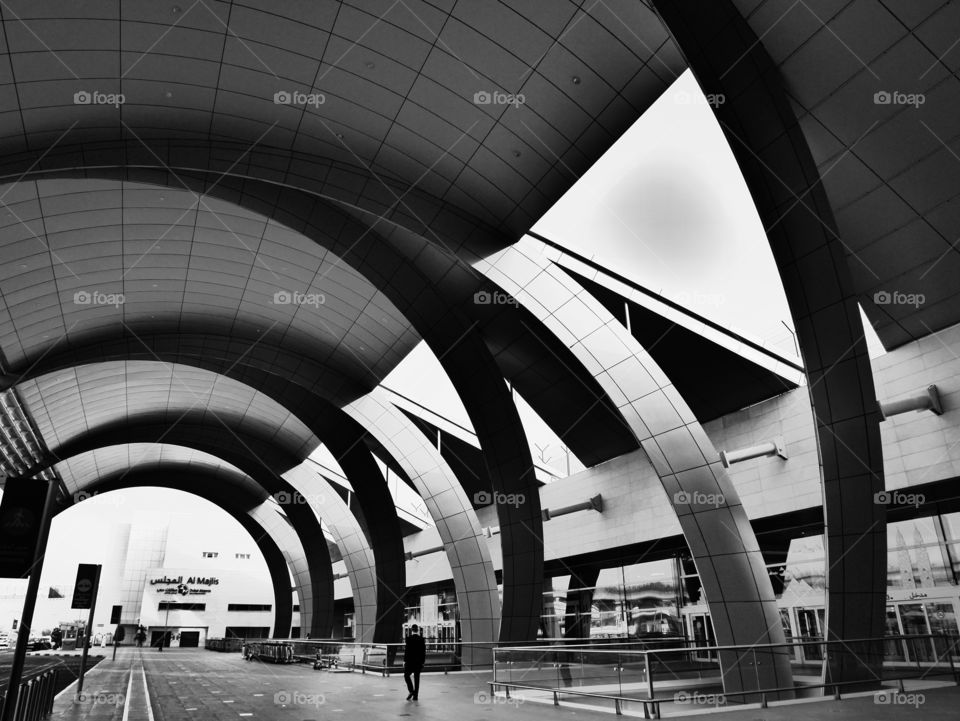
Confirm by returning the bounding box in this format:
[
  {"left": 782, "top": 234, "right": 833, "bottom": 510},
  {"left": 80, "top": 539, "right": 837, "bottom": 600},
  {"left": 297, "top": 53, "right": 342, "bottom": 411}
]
[
  {"left": 60, "top": 462, "right": 296, "bottom": 639},
  {"left": 4, "top": 165, "right": 545, "bottom": 643},
  {"left": 347, "top": 388, "right": 501, "bottom": 666},
  {"left": 651, "top": 0, "right": 886, "bottom": 687},
  {"left": 245, "top": 499, "right": 316, "bottom": 639},
  {"left": 283, "top": 462, "right": 380, "bottom": 644},
  {"left": 476, "top": 236, "right": 793, "bottom": 696},
  {"left": 299, "top": 411, "right": 406, "bottom": 644}
]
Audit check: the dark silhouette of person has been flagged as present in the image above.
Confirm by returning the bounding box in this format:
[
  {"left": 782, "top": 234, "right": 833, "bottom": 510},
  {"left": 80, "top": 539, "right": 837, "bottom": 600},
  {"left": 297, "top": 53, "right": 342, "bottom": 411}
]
[
  {"left": 404, "top": 625, "right": 426, "bottom": 701},
  {"left": 50, "top": 627, "right": 62, "bottom": 650}
]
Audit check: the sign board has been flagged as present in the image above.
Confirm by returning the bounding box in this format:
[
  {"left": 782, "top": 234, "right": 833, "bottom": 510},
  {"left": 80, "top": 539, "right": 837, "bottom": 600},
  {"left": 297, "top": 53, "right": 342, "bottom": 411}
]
[
  {"left": 110, "top": 605, "right": 122, "bottom": 624},
  {"left": 0, "top": 478, "right": 49, "bottom": 578},
  {"left": 71, "top": 564, "right": 101, "bottom": 609}
]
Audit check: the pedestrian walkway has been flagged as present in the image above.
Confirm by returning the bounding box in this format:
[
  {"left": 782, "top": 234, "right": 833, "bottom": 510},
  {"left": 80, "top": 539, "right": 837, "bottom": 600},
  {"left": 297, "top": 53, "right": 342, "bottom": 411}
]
[{"left": 50, "top": 647, "right": 960, "bottom": 720}]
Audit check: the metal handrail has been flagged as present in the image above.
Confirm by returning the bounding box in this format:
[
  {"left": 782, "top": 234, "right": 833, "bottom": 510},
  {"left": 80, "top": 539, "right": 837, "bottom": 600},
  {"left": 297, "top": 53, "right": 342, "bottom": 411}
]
[
  {"left": 0, "top": 669, "right": 58, "bottom": 721},
  {"left": 495, "top": 632, "right": 959, "bottom": 656},
  {"left": 489, "top": 633, "right": 960, "bottom": 717}
]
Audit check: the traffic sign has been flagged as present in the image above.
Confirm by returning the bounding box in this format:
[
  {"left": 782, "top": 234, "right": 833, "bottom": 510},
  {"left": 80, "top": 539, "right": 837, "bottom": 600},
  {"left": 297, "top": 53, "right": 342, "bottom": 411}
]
[
  {"left": 0, "top": 478, "right": 48, "bottom": 578},
  {"left": 71, "top": 564, "right": 101, "bottom": 609}
]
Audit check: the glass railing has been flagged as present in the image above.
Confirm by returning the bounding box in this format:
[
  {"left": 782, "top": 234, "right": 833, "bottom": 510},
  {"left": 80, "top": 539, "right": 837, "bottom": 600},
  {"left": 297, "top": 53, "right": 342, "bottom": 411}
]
[
  {"left": 203, "top": 636, "right": 689, "bottom": 671},
  {"left": 490, "top": 634, "right": 960, "bottom": 716}
]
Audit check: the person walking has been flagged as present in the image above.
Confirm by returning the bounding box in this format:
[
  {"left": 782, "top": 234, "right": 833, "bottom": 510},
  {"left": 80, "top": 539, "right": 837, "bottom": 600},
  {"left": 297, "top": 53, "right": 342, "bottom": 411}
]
[{"left": 403, "top": 625, "right": 426, "bottom": 701}]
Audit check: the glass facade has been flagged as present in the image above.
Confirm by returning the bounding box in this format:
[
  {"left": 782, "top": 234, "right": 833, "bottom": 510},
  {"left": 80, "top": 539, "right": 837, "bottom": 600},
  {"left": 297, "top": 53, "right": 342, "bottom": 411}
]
[{"left": 539, "top": 559, "right": 683, "bottom": 639}]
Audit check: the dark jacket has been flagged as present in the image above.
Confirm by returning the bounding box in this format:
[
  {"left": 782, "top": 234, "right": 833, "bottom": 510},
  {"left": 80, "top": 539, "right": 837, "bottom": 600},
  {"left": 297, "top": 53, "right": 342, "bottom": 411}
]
[{"left": 404, "top": 633, "right": 426, "bottom": 668}]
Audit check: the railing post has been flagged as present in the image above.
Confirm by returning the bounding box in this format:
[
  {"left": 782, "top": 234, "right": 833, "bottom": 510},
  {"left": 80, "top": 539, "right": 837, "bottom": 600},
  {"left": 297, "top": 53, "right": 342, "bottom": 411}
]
[
  {"left": 645, "top": 652, "right": 653, "bottom": 699},
  {"left": 948, "top": 636, "right": 959, "bottom": 685}
]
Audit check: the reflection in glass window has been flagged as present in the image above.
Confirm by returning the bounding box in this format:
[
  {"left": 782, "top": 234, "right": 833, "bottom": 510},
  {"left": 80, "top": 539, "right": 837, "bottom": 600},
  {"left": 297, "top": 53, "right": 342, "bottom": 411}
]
[{"left": 888, "top": 519, "right": 951, "bottom": 588}]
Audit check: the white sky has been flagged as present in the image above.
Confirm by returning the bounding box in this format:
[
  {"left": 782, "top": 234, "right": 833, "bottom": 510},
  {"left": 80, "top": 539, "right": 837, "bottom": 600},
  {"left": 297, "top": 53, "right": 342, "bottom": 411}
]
[
  {"left": 40, "top": 489, "right": 261, "bottom": 583},
  {"left": 534, "top": 69, "right": 794, "bottom": 347}
]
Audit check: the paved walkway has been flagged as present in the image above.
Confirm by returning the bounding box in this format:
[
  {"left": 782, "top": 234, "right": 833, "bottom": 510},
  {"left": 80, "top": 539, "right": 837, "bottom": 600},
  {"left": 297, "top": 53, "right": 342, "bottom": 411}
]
[{"left": 50, "top": 647, "right": 960, "bottom": 720}]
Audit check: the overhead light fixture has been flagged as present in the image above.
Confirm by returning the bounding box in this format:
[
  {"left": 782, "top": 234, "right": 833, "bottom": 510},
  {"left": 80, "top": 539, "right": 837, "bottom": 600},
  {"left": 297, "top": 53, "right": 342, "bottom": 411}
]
[
  {"left": 571, "top": 75, "right": 581, "bottom": 85},
  {"left": 364, "top": 61, "right": 376, "bottom": 69}
]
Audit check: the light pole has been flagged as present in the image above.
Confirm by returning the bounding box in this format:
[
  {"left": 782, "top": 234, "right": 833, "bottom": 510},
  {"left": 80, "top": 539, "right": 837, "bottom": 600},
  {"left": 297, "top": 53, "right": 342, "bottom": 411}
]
[{"left": 159, "top": 601, "right": 171, "bottom": 652}]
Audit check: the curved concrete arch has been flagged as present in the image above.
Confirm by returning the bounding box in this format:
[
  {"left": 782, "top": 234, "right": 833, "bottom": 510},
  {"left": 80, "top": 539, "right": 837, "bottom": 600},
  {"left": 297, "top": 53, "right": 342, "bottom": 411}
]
[
  {"left": 3, "top": 165, "right": 544, "bottom": 641},
  {"left": 650, "top": 0, "right": 886, "bottom": 688},
  {"left": 19, "top": 358, "right": 406, "bottom": 641},
  {"left": 16, "top": 353, "right": 498, "bottom": 646},
  {"left": 347, "top": 387, "right": 502, "bottom": 664},
  {"left": 475, "top": 236, "right": 793, "bottom": 697},
  {"left": 34, "top": 417, "right": 339, "bottom": 640},
  {"left": 282, "top": 462, "right": 380, "bottom": 644},
  {"left": 64, "top": 464, "right": 297, "bottom": 639}
]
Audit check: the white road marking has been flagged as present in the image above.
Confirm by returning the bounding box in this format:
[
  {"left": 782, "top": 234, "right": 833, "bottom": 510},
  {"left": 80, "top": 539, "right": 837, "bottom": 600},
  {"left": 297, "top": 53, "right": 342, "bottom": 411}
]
[
  {"left": 120, "top": 668, "right": 135, "bottom": 721},
  {"left": 141, "top": 666, "right": 156, "bottom": 721}
]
